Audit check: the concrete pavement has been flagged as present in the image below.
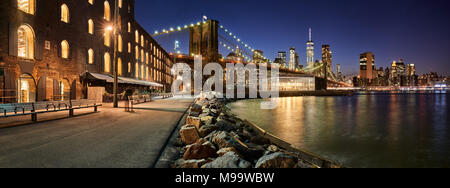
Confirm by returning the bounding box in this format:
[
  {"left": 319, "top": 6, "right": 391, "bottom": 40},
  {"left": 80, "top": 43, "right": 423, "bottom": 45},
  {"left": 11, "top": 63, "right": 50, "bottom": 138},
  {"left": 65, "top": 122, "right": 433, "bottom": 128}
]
[{"left": 0, "top": 98, "right": 193, "bottom": 168}]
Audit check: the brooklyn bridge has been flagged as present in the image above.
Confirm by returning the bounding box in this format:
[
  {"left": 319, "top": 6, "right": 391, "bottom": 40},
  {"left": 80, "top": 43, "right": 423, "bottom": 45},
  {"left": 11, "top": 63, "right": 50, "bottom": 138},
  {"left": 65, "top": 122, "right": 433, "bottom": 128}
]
[{"left": 152, "top": 19, "right": 351, "bottom": 90}]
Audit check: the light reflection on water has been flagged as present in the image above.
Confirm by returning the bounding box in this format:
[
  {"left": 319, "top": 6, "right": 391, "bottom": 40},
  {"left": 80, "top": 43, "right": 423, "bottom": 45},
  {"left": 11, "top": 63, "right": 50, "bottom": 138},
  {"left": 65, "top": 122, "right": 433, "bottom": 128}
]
[{"left": 229, "top": 94, "right": 450, "bottom": 168}]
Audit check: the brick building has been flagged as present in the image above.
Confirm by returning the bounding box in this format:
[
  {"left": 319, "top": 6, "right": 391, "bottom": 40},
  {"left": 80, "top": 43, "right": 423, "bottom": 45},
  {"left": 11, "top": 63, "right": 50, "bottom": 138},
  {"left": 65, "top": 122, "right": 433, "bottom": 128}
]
[{"left": 0, "top": 0, "right": 173, "bottom": 103}]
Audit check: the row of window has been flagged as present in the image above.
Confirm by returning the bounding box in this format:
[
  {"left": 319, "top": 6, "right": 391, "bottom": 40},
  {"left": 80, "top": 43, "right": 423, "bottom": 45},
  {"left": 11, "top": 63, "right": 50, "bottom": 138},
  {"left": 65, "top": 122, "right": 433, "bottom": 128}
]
[{"left": 16, "top": 0, "right": 172, "bottom": 82}]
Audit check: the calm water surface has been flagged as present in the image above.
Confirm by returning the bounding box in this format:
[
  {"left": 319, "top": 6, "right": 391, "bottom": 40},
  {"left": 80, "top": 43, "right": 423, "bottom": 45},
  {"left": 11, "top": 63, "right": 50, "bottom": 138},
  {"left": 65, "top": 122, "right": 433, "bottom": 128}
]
[{"left": 229, "top": 94, "right": 450, "bottom": 168}]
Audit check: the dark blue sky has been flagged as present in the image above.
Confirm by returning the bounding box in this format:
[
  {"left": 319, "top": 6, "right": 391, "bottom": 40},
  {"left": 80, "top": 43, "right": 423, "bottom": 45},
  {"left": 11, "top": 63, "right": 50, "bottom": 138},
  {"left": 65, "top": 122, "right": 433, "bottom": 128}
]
[{"left": 135, "top": 0, "right": 450, "bottom": 75}]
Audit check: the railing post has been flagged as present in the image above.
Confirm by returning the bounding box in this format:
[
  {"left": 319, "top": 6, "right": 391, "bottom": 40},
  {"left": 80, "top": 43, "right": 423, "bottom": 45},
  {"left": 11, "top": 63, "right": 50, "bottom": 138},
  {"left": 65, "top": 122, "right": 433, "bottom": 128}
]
[
  {"left": 69, "top": 100, "right": 74, "bottom": 117},
  {"left": 31, "top": 103, "right": 37, "bottom": 123}
]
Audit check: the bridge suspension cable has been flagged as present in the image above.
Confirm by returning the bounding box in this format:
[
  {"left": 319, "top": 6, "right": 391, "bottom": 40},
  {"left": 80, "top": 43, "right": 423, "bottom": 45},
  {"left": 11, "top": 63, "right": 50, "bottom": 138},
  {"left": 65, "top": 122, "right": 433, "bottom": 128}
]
[
  {"left": 218, "top": 24, "right": 273, "bottom": 63},
  {"left": 151, "top": 20, "right": 204, "bottom": 37}
]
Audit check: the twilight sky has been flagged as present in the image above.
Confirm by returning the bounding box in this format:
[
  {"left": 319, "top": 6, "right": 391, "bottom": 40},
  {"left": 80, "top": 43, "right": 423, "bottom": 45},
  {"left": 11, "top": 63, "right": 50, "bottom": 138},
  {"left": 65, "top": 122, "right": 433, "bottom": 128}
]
[{"left": 135, "top": 0, "right": 450, "bottom": 75}]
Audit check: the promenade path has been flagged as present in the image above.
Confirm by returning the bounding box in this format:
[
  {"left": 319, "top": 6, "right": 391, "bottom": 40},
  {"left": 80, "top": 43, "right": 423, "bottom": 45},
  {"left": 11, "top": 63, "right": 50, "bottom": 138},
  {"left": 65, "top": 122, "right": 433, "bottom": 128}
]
[{"left": 0, "top": 98, "right": 193, "bottom": 168}]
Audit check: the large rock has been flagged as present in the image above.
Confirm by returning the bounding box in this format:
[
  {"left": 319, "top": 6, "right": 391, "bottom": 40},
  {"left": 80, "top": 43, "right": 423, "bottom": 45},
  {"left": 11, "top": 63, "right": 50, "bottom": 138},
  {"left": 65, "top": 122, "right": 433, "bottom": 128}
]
[
  {"left": 183, "top": 141, "right": 218, "bottom": 160},
  {"left": 217, "top": 147, "right": 238, "bottom": 157},
  {"left": 190, "top": 103, "right": 203, "bottom": 113},
  {"left": 255, "top": 152, "right": 298, "bottom": 168},
  {"left": 198, "top": 124, "right": 220, "bottom": 138},
  {"left": 174, "top": 159, "right": 210, "bottom": 168},
  {"left": 187, "top": 116, "right": 202, "bottom": 129},
  {"left": 202, "top": 151, "right": 251, "bottom": 168},
  {"left": 216, "top": 119, "right": 239, "bottom": 132},
  {"left": 212, "top": 131, "right": 264, "bottom": 161},
  {"left": 250, "top": 135, "right": 271, "bottom": 145},
  {"left": 180, "top": 125, "right": 200, "bottom": 145}
]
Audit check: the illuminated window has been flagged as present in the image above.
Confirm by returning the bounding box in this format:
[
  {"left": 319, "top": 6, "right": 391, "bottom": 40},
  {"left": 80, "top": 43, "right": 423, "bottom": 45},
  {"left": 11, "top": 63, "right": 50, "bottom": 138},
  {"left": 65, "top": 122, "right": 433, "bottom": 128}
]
[
  {"left": 128, "top": 22, "right": 131, "bottom": 33},
  {"left": 128, "top": 42, "right": 131, "bottom": 53},
  {"left": 88, "top": 0, "right": 94, "bottom": 5},
  {"left": 88, "top": 48, "right": 94, "bottom": 64},
  {"left": 119, "top": 0, "right": 122, "bottom": 8},
  {"left": 141, "top": 64, "right": 144, "bottom": 79},
  {"left": 141, "top": 35, "right": 144, "bottom": 47},
  {"left": 104, "top": 30, "right": 111, "bottom": 47},
  {"left": 61, "top": 4, "right": 70, "bottom": 23},
  {"left": 104, "top": 1, "right": 111, "bottom": 21},
  {"left": 17, "top": 25, "right": 34, "bottom": 59},
  {"left": 88, "top": 19, "right": 94, "bottom": 34},
  {"left": 61, "top": 40, "right": 69, "bottom": 59},
  {"left": 128, "top": 62, "right": 131, "bottom": 72},
  {"left": 18, "top": 0, "right": 35, "bottom": 15},
  {"left": 135, "top": 46, "right": 139, "bottom": 60},
  {"left": 135, "top": 30, "right": 139, "bottom": 43},
  {"left": 135, "top": 63, "right": 139, "bottom": 78},
  {"left": 118, "top": 58, "right": 123, "bottom": 76},
  {"left": 118, "top": 35, "right": 123, "bottom": 52},
  {"left": 104, "top": 53, "right": 111, "bottom": 72},
  {"left": 146, "top": 52, "right": 149, "bottom": 64},
  {"left": 141, "top": 49, "right": 144, "bottom": 62}
]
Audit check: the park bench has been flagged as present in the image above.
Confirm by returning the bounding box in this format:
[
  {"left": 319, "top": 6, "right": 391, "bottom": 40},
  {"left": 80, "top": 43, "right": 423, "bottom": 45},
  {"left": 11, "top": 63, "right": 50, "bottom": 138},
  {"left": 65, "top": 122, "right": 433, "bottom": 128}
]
[{"left": 0, "top": 100, "right": 102, "bottom": 123}]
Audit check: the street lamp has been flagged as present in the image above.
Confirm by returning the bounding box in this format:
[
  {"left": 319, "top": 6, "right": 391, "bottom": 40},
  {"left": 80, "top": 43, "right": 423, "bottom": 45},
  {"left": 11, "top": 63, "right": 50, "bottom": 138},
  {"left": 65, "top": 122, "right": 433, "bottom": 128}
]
[{"left": 112, "top": 0, "right": 119, "bottom": 108}]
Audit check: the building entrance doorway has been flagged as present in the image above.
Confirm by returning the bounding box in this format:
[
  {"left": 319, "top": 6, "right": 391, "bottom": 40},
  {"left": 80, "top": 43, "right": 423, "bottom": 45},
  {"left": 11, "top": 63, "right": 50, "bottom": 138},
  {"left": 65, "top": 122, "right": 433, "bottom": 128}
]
[{"left": 18, "top": 74, "right": 36, "bottom": 103}]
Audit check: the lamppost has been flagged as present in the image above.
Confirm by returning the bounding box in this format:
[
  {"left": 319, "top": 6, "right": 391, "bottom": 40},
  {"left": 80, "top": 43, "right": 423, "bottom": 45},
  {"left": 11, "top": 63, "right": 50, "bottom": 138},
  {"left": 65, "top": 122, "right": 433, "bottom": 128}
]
[{"left": 112, "top": 0, "right": 119, "bottom": 108}]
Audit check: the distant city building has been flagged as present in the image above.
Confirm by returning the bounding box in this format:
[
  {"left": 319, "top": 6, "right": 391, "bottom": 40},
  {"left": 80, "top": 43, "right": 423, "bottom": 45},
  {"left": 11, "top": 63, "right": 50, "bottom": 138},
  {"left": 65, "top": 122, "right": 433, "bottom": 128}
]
[
  {"left": 276, "top": 51, "right": 287, "bottom": 67},
  {"left": 359, "top": 52, "right": 375, "bottom": 80},
  {"left": 322, "top": 45, "right": 332, "bottom": 72},
  {"left": 407, "top": 64, "right": 416, "bottom": 76},
  {"left": 336, "top": 64, "right": 343, "bottom": 81},
  {"left": 306, "top": 28, "right": 314, "bottom": 68},
  {"left": 289, "top": 47, "right": 297, "bottom": 70}
]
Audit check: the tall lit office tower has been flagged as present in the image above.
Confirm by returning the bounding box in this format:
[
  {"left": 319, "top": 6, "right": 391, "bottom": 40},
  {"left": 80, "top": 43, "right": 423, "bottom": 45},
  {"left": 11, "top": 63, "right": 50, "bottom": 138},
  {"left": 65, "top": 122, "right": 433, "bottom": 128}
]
[
  {"left": 360, "top": 52, "right": 375, "bottom": 80},
  {"left": 289, "top": 47, "right": 297, "bottom": 70},
  {"left": 322, "top": 45, "right": 332, "bottom": 70},
  {"left": 336, "top": 64, "right": 341, "bottom": 74},
  {"left": 407, "top": 64, "right": 416, "bottom": 76},
  {"left": 306, "top": 28, "right": 314, "bottom": 68},
  {"left": 278, "top": 51, "right": 287, "bottom": 62}
]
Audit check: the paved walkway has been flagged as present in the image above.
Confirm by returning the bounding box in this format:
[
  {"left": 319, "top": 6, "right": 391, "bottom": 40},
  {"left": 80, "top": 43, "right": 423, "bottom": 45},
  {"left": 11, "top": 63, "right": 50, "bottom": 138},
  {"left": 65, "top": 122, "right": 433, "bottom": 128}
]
[{"left": 0, "top": 98, "right": 193, "bottom": 168}]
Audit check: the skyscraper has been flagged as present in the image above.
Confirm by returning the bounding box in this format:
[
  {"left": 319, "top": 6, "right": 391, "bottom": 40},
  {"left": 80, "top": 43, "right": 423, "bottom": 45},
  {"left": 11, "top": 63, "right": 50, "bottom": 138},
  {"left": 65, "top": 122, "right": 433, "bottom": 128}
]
[
  {"left": 360, "top": 52, "right": 375, "bottom": 80},
  {"left": 306, "top": 28, "right": 314, "bottom": 68},
  {"left": 322, "top": 45, "right": 332, "bottom": 71},
  {"left": 407, "top": 64, "right": 416, "bottom": 76},
  {"left": 289, "top": 47, "right": 297, "bottom": 70},
  {"left": 275, "top": 51, "right": 287, "bottom": 67}
]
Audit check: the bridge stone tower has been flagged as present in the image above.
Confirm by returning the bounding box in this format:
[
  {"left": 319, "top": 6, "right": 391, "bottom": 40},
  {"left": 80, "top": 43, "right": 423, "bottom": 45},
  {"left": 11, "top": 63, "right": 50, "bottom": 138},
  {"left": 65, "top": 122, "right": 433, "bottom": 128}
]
[{"left": 189, "top": 20, "right": 220, "bottom": 62}]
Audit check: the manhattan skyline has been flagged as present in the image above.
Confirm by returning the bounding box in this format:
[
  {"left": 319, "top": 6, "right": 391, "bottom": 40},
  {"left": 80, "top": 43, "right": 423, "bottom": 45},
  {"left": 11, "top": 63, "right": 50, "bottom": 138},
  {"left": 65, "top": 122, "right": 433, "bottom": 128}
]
[{"left": 136, "top": 0, "right": 450, "bottom": 76}]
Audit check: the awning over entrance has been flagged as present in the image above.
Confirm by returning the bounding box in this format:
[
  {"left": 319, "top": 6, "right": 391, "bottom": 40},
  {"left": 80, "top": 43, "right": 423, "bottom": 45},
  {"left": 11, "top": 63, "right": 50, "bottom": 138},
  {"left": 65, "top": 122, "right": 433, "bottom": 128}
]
[{"left": 81, "top": 72, "right": 164, "bottom": 87}]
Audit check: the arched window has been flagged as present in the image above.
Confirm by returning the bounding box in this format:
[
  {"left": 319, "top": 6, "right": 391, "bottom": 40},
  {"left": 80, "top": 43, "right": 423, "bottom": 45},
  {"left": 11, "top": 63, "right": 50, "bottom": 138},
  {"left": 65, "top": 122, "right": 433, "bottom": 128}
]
[
  {"left": 61, "top": 40, "right": 69, "bottom": 59},
  {"left": 17, "top": 25, "right": 35, "bottom": 59},
  {"left": 135, "top": 30, "right": 139, "bottom": 43},
  {"left": 18, "top": 0, "right": 35, "bottom": 15},
  {"left": 88, "top": 19, "right": 94, "bottom": 34},
  {"left": 104, "top": 30, "right": 111, "bottom": 47},
  {"left": 118, "top": 58, "right": 123, "bottom": 76},
  {"left": 146, "top": 52, "right": 149, "bottom": 64},
  {"left": 104, "top": 1, "right": 111, "bottom": 21},
  {"left": 118, "top": 35, "right": 123, "bottom": 52},
  {"left": 128, "top": 42, "right": 131, "bottom": 53},
  {"left": 104, "top": 53, "right": 111, "bottom": 72},
  {"left": 128, "top": 62, "right": 131, "bottom": 72},
  {"left": 140, "top": 35, "right": 144, "bottom": 47},
  {"left": 88, "top": 49, "right": 94, "bottom": 64},
  {"left": 88, "top": 0, "right": 94, "bottom": 5},
  {"left": 128, "top": 22, "right": 131, "bottom": 33},
  {"left": 141, "top": 49, "right": 144, "bottom": 63},
  {"left": 119, "top": 0, "right": 122, "bottom": 8},
  {"left": 61, "top": 4, "right": 70, "bottom": 23}
]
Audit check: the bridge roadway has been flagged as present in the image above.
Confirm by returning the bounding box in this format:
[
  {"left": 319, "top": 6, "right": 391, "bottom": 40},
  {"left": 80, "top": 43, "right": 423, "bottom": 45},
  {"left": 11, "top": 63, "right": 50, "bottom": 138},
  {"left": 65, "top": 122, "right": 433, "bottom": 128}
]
[{"left": 0, "top": 98, "right": 193, "bottom": 168}]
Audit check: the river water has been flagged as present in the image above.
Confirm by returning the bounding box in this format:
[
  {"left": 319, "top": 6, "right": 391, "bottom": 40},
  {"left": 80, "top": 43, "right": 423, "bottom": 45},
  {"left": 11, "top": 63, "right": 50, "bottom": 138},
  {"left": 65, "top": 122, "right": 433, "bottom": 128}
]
[{"left": 229, "top": 93, "right": 450, "bottom": 168}]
